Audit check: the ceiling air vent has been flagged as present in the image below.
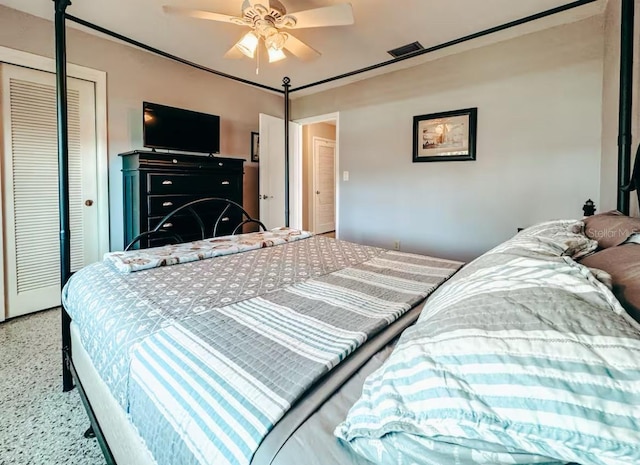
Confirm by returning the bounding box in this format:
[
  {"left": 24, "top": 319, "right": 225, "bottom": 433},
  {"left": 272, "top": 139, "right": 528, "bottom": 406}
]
[{"left": 387, "top": 41, "right": 424, "bottom": 58}]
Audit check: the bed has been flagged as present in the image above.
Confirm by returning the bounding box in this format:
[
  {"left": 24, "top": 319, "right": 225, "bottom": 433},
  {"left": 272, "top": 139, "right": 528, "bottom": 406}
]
[
  {"left": 61, "top": 211, "right": 640, "bottom": 465},
  {"left": 63, "top": 223, "right": 463, "bottom": 465},
  {"left": 48, "top": 1, "right": 640, "bottom": 464}
]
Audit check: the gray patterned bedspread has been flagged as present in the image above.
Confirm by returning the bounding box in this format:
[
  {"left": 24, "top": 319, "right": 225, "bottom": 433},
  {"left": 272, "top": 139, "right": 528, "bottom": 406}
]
[{"left": 63, "top": 235, "right": 463, "bottom": 465}]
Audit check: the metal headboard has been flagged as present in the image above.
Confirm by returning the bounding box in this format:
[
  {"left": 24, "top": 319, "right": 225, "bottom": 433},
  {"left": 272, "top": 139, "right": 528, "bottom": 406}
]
[
  {"left": 622, "top": 143, "right": 640, "bottom": 209},
  {"left": 124, "top": 197, "right": 267, "bottom": 251}
]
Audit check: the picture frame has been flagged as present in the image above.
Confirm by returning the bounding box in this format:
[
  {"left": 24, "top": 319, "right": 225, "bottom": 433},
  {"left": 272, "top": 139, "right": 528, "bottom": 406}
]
[
  {"left": 413, "top": 107, "right": 477, "bottom": 162},
  {"left": 251, "top": 131, "right": 260, "bottom": 162}
]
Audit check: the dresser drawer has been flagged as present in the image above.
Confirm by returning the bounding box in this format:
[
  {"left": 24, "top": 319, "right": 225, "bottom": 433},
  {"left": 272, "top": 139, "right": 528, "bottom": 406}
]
[
  {"left": 212, "top": 212, "right": 243, "bottom": 236},
  {"left": 147, "top": 195, "right": 195, "bottom": 217},
  {"left": 148, "top": 211, "right": 242, "bottom": 239},
  {"left": 147, "top": 173, "right": 239, "bottom": 195},
  {"left": 148, "top": 215, "right": 206, "bottom": 240},
  {"left": 148, "top": 233, "right": 202, "bottom": 249}
]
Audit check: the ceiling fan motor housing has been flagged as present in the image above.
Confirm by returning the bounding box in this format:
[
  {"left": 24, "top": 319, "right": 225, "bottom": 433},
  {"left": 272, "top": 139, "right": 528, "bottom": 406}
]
[{"left": 237, "top": 1, "right": 297, "bottom": 30}]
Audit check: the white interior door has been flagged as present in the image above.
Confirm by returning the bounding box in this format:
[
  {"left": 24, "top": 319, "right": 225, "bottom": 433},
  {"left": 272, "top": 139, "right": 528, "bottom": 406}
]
[
  {"left": 312, "top": 137, "right": 336, "bottom": 234},
  {"left": 259, "top": 113, "right": 301, "bottom": 230},
  {"left": 1, "top": 63, "right": 100, "bottom": 318}
]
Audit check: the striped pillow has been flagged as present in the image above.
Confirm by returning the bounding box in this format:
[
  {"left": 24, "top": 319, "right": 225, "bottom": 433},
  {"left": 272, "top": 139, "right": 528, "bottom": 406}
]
[{"left": 517, "top": 219, "right": 597, "bottom": 259}]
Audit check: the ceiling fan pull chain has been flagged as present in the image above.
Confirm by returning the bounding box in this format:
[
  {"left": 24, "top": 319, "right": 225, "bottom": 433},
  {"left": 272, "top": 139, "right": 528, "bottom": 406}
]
[{"left": 256, "top": 40, "right": 260, "bottom": 75}]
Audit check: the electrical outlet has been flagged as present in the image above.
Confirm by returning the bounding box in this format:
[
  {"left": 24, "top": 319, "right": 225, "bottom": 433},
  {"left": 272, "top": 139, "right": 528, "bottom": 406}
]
[{"left": 393, "top": 240, "right": 401, "bottom": 251}]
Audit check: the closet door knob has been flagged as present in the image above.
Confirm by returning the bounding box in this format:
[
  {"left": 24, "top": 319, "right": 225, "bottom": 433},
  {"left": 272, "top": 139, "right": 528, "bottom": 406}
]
[{"left": 84, "top": 199, "right": 94, "bottom": 207}]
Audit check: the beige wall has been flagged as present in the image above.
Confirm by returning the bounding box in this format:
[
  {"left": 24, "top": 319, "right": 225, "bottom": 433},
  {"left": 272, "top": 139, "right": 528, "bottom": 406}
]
[
  {"left": 2, "top": 5, "right": 634, "bottom": 258},
  {"left": 293, "top": 17, "right": 605, "bottom": 261},
  {"left": 0, "top": 6, "right": 283, "bottom": 250},
  {"left": 600, "top": 0, "right": 640, "bottom": 215},
  {"left": 302, "top": 122, "right": 336, "bottom": 231}
]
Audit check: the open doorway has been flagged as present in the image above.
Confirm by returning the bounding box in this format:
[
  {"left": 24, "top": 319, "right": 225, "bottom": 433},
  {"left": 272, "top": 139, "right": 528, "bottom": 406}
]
[{"left": 297, "top": 114, "right": 338, "bottom": 237}]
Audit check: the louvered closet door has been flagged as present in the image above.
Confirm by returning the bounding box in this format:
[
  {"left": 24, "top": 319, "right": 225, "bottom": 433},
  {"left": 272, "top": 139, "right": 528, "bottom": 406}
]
[{"left": 1, "top": 64, "right": 99, "bottom": 318}]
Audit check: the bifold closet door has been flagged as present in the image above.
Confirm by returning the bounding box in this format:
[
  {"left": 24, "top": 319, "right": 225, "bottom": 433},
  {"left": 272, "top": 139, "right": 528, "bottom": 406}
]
[{"left": 1, "top": 63, "right": 99, "bottom": 318}]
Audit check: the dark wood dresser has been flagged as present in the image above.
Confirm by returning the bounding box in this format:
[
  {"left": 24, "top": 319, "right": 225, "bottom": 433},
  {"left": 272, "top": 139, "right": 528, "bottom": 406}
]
[{"left": 120, "top": 150, "right": 244, "bottom": 249}]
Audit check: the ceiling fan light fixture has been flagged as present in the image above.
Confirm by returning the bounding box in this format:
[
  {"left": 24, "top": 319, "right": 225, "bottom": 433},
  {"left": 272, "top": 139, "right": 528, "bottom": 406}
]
[
  {"left": 235, "top": 31, "right": 259, "bottom": 58},
  {"left": 255, "top": 20, "right": 277, "bottom": 37},
  {"left": 267, "top": 47, "right": 287, "bottom": 63},
  {"left": 265, "top": 32, "right": 288, "bottom": 51}
]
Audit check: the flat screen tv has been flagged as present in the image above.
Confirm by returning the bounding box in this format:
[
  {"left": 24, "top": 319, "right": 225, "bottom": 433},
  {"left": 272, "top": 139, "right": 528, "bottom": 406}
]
[{"left": 143, "top": 102, "right": 220, "bottom": 154}]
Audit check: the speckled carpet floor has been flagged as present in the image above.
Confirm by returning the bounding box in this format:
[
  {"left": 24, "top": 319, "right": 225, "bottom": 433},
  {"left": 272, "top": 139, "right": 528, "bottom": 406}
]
[{"left": 0, "top": 308, "right": 105, "bottom": 465}]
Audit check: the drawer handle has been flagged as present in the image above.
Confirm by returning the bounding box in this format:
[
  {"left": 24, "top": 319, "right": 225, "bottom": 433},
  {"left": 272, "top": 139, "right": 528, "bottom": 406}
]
[
  {"left": 162, "top": 223, "right": 173, "bottom": 228},
  {"left": 221, "top": 181, "right": 230, "bottom": 185},
  {"left": 218, "top": 162, "right": 224, "bottom": 166},
  {"left": 162, "top": 180, "right": 173, "bottom": 185},
  {"left": 221, "top": 217, "right": 230, "bottom": 222},
  {"left": 162, "top": 201, "right": 174, "bottom": 207}
]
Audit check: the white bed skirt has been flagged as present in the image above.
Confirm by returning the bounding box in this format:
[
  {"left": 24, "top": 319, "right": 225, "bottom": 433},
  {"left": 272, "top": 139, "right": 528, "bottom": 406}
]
[{"left": 71, "top": 323, "right": 157, "bottom": 465}]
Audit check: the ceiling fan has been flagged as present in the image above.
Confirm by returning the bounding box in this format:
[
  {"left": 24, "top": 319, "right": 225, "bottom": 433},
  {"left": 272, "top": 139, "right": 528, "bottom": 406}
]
[{"left": 163, "top": 0, "right": 355, "bottom": 64}]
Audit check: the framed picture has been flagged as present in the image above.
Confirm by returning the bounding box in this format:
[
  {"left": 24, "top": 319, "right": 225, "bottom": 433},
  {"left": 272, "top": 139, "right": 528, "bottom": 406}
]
[
  {"left": 413, "top": 107, "right": 477, "bottom": 162},
  {"left": 251, "top": 131, "right": 260, "bottom": 162}
]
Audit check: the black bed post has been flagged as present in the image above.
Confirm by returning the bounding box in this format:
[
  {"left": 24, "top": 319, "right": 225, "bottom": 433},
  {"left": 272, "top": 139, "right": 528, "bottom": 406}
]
[
  {"left": 617, "top": 0, "right": 635, "bottom": 215},
  {"left": 283, "top": 77, "right": 291, "bottom": 227},
  {"left": 54, "top": 0, "right": 74, "bottom": 392}
]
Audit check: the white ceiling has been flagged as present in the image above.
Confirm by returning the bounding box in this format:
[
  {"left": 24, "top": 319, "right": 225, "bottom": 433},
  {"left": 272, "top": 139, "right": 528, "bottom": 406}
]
[{"left": 1, "top": 0, "right": 605, "bottom": 94}]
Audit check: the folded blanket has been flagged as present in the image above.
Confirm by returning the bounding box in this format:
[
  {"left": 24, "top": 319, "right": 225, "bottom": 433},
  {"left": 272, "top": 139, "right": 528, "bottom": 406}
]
[{"left": 105, "top": 228, "right": 313, "bottom": 273}]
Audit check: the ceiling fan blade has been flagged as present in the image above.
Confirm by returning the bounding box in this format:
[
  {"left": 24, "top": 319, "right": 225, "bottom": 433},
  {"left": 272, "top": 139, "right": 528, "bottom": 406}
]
[
  {"left": 244, "top": 0, "right": 267, "bottom": 7},
  {"left": 162, "top": 6, "right": 238, "bottom": 23},
  {"left": 283, "top": 34, "right": 321, "bottom": 61},
  {"left": 224, "top": 44, "right": 245, "bottom": 59},
  {"left": 286, "top": 3, "right": 354, "bottom": 29}
]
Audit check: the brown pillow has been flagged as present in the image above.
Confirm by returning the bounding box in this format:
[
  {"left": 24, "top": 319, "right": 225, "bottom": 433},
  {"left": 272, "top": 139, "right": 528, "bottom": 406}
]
[
  {"left": 580, "top": 243, "right": 640, "bottom": 322},
  {"left": 583, "top": 210, "right": 640, "bottom": 248}
]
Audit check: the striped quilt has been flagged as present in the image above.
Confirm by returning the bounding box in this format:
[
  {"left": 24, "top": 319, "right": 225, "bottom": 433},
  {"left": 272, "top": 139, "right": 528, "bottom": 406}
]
[
  {"left": 64, "top": 234, "right": 462, "bottom": 465},
  {"left": 337, "top": 222, "right": 640, "bottom": 465},
  {"left": 126, "top": 250, "right": 461, "bottom": 465}
]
